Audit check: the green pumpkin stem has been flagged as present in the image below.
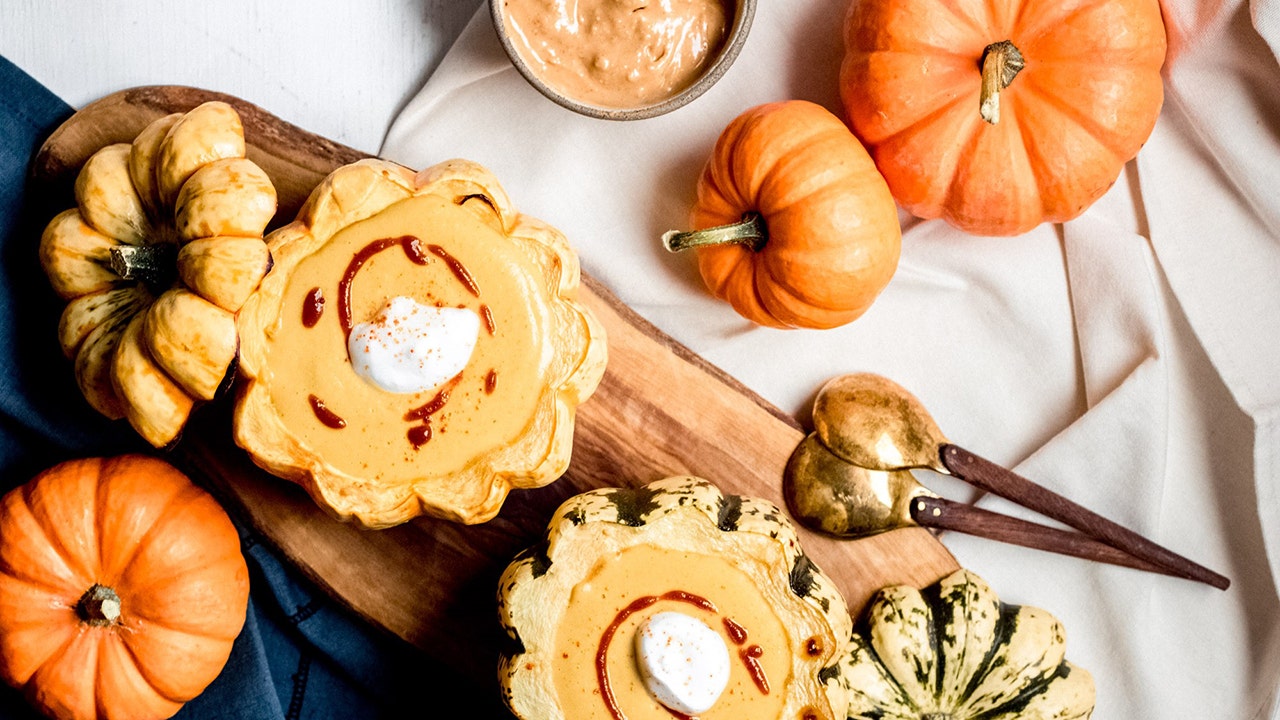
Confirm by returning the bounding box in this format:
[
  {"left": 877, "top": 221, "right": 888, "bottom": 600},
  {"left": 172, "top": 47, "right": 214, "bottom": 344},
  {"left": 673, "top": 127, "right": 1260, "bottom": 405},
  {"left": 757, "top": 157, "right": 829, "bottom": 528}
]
[
  {"left": 979, "top": 40, "right": 1025, "bottom": 125},
  {"left": 662, "top": 212, "right": 768, "bottom": 254},
  {"left": 110, "top": 243, "right": 178, "bottom": 293},
  {"left": 76, "top": 583, "right": 122, "bottom": 627}
]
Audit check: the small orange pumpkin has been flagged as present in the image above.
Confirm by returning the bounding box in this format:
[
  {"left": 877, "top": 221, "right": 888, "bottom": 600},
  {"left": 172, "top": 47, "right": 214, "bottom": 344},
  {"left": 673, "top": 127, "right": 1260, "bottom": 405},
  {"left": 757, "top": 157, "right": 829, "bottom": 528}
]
[
  {"left": 839, "top": 0, "right": 1166, "bottom": 236},
  {"left": 0, "top": 455, "right": 249, "bottom": 720},
  {"left": 664, "top": 100, "right": 901, "bottom": 330}
]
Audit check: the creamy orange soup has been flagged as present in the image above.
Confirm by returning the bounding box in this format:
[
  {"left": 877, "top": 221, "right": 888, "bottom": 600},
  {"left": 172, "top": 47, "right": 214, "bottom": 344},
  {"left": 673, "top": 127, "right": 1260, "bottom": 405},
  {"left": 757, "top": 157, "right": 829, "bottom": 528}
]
[
  {"left": 263, "top": 193, "right": 549, "bottom": 481},
  {"left": 553, "top": 544, "right": 793, "bottom": 719}
]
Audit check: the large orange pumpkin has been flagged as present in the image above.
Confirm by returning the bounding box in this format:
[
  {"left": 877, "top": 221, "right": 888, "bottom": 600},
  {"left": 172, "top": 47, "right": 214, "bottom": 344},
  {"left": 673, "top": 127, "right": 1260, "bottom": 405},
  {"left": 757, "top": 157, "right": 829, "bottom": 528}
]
[
  {"left": 839, "top": 0, "right": 1167, "bottom": 236},
  {"left": 0, "top": 455, "right": 249, "bottom": 720},
  {"left": 664, "top": 100, "right": 901, "bottom": 330}
]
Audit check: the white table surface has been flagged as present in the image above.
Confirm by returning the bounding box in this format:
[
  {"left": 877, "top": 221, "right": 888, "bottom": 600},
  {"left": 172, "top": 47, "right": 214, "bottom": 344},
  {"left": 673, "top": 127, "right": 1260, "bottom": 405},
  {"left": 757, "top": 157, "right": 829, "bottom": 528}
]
[{"left": 0, "top": 0, "right": 482, "bottom": 155}]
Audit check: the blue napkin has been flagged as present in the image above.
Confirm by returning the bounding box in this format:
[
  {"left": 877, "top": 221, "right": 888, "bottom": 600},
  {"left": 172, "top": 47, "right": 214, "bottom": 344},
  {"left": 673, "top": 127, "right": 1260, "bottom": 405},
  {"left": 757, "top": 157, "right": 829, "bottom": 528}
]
[{"left": 0, "top": 55, "right": 483, "bottom": 720}]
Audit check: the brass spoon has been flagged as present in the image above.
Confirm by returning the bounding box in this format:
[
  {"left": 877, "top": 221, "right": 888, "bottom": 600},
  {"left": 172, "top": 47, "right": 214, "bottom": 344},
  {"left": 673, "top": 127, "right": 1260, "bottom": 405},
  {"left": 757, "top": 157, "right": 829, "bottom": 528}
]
[
  {"left": 784, "top": 434, "right": 930, "bottom": 537},
  {"left": 783, "top": 432, "right": 1190, "bottom": 579},
  {"left": 784, "top": 373, "right": 1230, "bottom": 590},
  {"left": 810, "top": 373, "right": 950, "bottom": 474}
]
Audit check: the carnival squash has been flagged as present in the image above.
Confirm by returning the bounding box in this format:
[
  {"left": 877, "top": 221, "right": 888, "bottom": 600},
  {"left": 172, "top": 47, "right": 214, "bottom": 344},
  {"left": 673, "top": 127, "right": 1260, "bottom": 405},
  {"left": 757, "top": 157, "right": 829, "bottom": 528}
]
[
  {"left": 840, "top": 0, "right": 1166, "bottom": 236},
  {"left": 40, "top": 101, "right": 276, "bottom": 448},
  {"left": 234, "top": 158, "right": 606, "bottom": 528},
  {"left": 840, "top": 569, "right": 1095, "bottom": 719},
  {"left": 663, "top": 100, "right": 901, "bottom": 330},
  {"left": 0, "top": 455, "right": 250, "bottom": 720},
  {"left": 498, "top": 475, "right": 852, "bottom": 720}
]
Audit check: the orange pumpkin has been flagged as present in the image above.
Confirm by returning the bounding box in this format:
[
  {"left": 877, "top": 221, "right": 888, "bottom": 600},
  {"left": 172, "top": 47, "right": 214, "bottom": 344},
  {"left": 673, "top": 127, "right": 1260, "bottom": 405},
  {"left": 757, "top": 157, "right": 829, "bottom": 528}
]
[
  {"left": 839, "top": 0, "right": 1166, "bottom": 236},
  {"left": 0, "top": 455, "right": 249, "bottom": 720},
  {"left": 664, "top": 100, "right": 901, "bottom": 330}
]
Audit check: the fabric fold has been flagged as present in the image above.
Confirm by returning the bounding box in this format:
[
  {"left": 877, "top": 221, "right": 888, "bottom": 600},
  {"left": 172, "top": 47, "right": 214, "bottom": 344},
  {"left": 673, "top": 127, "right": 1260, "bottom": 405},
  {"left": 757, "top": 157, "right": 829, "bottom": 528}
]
[
  {"left": 381, "top": 0, "right": 1280, "bottom": 716},
  {"left": 1140, "top": 3, "right": 1280, "bottom": 658}
]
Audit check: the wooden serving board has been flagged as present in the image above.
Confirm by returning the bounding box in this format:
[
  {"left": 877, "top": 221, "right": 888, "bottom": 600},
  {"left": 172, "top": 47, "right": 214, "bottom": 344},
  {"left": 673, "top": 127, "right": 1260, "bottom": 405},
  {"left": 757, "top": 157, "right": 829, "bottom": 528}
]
[{"left": 33, "top": 86, "right": 958, "bottom": 694}]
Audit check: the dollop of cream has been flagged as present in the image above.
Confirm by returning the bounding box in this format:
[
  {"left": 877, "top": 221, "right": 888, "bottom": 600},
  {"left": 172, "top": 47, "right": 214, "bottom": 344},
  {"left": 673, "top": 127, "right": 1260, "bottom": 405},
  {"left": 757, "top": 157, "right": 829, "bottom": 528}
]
[
  {"left": 634, "top": 611, "right": 730, "bottom": 715},
  {"left": 348, "top": 296, "right": 479, "bottom": 394}
]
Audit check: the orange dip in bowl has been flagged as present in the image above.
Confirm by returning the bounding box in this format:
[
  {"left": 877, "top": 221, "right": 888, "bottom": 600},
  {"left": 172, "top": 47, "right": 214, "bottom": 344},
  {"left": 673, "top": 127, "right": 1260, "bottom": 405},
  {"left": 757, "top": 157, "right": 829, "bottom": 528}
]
[{"left": 499, "top": 0, "right": 733, "bottom": 113}]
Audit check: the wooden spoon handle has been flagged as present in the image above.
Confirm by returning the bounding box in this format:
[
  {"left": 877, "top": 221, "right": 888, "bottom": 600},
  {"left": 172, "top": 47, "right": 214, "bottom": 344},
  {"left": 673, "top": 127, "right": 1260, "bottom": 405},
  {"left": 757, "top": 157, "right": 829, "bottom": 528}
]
[
  {"left": 910, "top": 496, "right": 1184, "bottom": 579},
  {"left": 940, "top": 444, "right": 1230, "bottom": 590}
]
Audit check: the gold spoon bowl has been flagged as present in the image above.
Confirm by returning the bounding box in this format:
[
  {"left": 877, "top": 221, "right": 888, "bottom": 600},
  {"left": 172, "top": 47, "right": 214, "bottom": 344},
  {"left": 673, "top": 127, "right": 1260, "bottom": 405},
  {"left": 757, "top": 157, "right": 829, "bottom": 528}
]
[
  {"left": 783, "top": 372, "right": 1230, "bottom": 590},
  {"left": 811, "top": 372, "right": 950, "bottom": 474},
  {"left": 783, "top": 433, "right": 931, "bottom": 538}
]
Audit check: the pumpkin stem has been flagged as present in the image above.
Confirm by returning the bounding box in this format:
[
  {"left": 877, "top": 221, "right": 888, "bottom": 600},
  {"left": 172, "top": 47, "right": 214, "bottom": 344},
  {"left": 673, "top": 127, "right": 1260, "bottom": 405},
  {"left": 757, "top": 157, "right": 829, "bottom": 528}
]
[
  {"left": 76, "top": 583, "right": 122, "bottom": 627},
  {"left": 110, "top": 243, "right": 178, "bottom": 294},
  {"left": 662, "top": 213, "right": 768, "bottom": 254},
  {"left": 979, "top": 40, "right": 1025, "bottom": 125}
]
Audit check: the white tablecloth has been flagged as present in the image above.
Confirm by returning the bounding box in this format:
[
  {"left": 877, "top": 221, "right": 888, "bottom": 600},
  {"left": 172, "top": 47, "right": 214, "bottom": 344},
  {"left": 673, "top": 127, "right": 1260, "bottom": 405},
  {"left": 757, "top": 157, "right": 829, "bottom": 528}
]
[
  {"left": 0, "top": 0, "right": 480, "bottom": 155},
  {"left": 381, "top": 1, "right": 1280, "bottom": 717}
]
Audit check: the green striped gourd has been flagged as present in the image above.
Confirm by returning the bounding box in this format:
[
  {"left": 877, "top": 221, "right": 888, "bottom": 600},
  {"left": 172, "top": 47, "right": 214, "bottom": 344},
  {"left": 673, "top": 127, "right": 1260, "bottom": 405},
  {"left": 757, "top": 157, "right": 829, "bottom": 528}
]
[
  {"left": 840, "top": 569, "right": 1094, "bottom": 719},
  {"left": 497, "top": 475, "right": 853, "bottom": 720}
]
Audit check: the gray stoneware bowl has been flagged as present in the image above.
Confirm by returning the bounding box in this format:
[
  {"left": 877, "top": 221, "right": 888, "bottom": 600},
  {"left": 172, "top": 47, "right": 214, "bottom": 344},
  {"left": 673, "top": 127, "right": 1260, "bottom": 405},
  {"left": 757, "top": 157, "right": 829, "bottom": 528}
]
[{"left": 489, "top": 0, "right": 756, "bottom": 121}]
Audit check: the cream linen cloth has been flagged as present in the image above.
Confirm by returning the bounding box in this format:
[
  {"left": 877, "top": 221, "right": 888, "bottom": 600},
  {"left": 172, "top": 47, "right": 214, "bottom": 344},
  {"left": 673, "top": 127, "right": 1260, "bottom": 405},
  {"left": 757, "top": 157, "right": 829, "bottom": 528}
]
[{"left": 381, "top": 0, "right": 1280, "bottom": 717}]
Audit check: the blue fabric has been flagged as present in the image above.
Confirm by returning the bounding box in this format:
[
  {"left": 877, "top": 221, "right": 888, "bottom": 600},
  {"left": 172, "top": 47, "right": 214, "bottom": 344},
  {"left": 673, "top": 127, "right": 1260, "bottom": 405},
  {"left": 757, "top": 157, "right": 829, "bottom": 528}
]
[{"left": 0, "top": 56, "right": 473, "bottom": 719}]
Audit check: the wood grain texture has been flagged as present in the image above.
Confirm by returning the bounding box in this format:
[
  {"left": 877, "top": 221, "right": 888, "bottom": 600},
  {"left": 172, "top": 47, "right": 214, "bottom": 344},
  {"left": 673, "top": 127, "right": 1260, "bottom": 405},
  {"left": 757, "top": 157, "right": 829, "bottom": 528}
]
[{"left": 32, "top": 86, "right": 959, "bottom": 692}]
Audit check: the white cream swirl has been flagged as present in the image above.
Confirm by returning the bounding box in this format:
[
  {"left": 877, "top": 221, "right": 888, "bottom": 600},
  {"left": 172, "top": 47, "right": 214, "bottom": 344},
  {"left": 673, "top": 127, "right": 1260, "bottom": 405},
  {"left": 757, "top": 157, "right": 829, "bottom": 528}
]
[
  {"left": 634, "top": 611, "right": 731, "bottom": 715},
  {"left": 347, "top": 296, "right": 479, "bottom": 394}
]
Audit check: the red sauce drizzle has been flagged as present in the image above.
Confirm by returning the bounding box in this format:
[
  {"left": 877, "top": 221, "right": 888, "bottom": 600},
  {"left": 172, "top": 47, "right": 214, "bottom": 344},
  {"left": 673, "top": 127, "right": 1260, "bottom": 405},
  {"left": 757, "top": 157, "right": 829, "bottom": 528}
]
[
  {"left": 404, "top": 387, "right": 452, "bottom": 421},
  {"left": 805, "top": 636, "right": 823, "bottom": 657},
  {"left": 407, "top": 424, "right": 432, "bottom": 448},
  {"left": 484, "top": 369, "right": 498, "bottom": 395},
  {"left": 721, "top": 616, "right": 772, "bottom": 697},
  {"left": 596, "top": 591, "right": 718, "bottom": 720},
  {"left": 597, "top": 596, "right": 658, "bottom": 720},
  {"left": 428, "top": 244, "right": 480, "bottom": 297},
  {"left": 659, "top": 590, "right": 716, "bottom": 613},
  {"left": 308, "top": 395, "right": 346, "bottom": 429},
  {"left": 403, "top": 381, "right": 457, "bottom": 449},
  {"left": 338, "top": 235, "right": 429, "bottom": 336},
  {"left": 723, "top": 617, "right": 748, "bottom": 645},
  {"left": 326, "top": 235, "right": 491, "bottom": 450},
  {"left": 481, "top": 304, "right": 496, "bottom": 335},
  {"left": 741, "top": 645, "right": 769, "bottom": 695},
  {"left": 302, "top": 287, "right": 325, "bottom": 327}
]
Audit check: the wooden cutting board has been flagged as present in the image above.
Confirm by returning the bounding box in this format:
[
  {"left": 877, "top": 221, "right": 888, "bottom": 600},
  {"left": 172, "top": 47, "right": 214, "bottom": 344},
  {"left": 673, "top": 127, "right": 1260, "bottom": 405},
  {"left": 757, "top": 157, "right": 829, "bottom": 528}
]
[{"left": 32, "top": 86, "right": 958, "bottom": 695}]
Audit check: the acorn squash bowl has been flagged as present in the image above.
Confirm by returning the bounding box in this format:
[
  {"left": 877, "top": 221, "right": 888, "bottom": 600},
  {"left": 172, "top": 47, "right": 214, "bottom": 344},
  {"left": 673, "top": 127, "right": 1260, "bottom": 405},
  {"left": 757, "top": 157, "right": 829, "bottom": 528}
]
[{"left": 233, "top": 158, "right": 607, "bottom": 528}]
